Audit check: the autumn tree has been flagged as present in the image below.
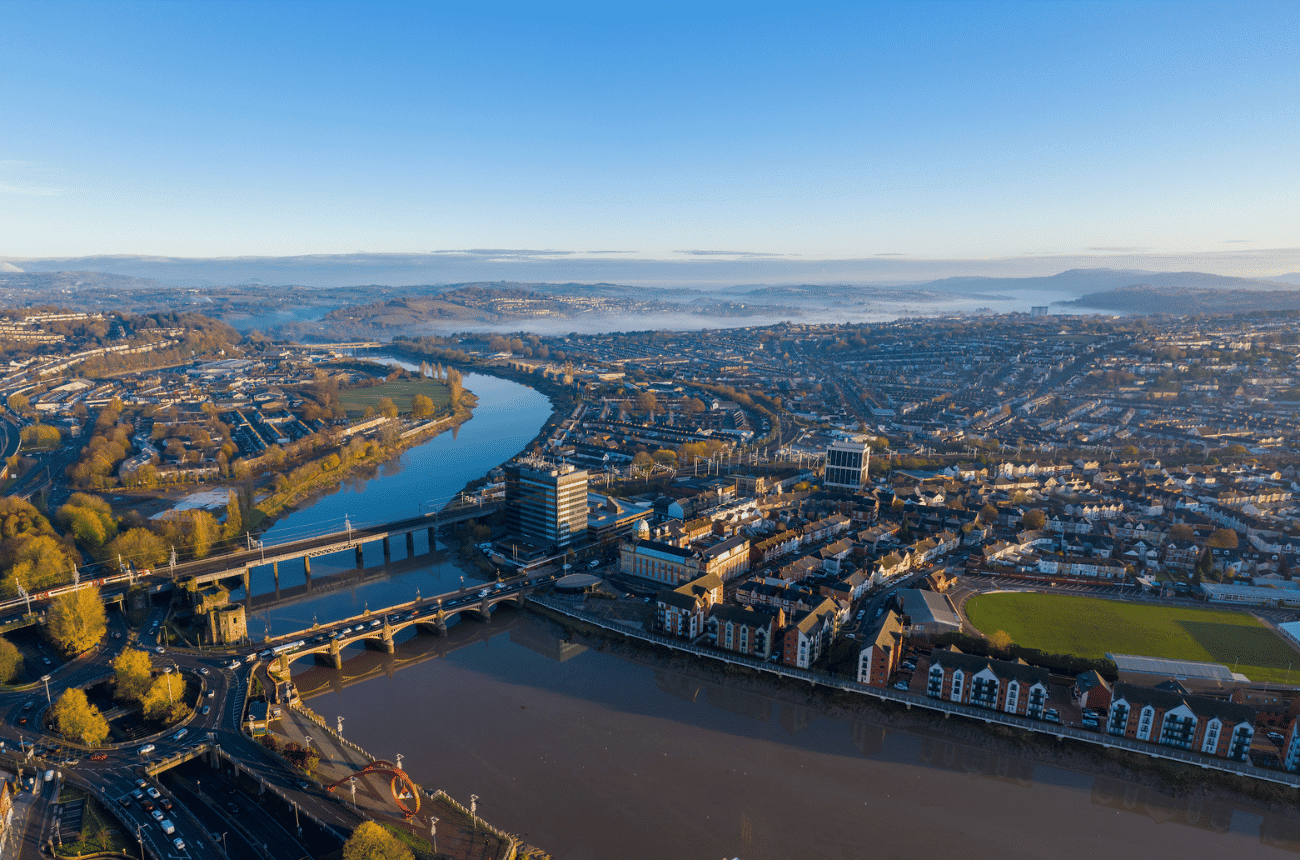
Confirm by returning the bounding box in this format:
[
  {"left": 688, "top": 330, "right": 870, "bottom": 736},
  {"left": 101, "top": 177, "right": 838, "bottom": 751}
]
[
  {"left": 56, "top": 493, "right": 118, "bottom": 553},
  {"left": 142, "top": 672, "right": 186, "bottom": 723},
  {"left": 53, "top": 688, "right": 110, "bottom": 747},
  {"left": 7, "top": 392, "right": 29, "bottom": 413},
  {"left": 989, "top": 630, "right": 1014, "bottom": 653},
  {"left": 410, "top": 393, "right": 435, "bottom": 418},
  {"left": 46, "top": 585, "right": 107, "bottom": 655},
  {"left": 446, "top": 367, "right": 463, "bottom": 405},
  {"left": 0, "top": 635, "right": 22, "bottom": 683},
  {"left": 1167, "top": 523, "right": 1195, "bottom": 542},
  {"left": 979, "top": 503, "right": 999, "bottom": 524},
  {"left": 222, "top": 489, "right": 243, "bottom": 545},
  {"left": 1021, "top": 509, "right": 1047, "bottom": 531},
  {"left": 635, "top": 390, "right": 659, "bottom": 414},
  {"left": 377, "top": 396, "right": 399, "bottom": 420},
  {"left": 342, "top": 821, "right": 413, "bottom": 860},
  {"left": 1206, "top": 528, "right": 1239, "bottom": 549},
  {"left": 112, "top": 648, "right": 153, "bottom": 704},
  {"left": 157, "top": 509, "right": 221, "bottom": 560},
  {"left": 105, "top": 527, "right": 169, "bottom": 572}
]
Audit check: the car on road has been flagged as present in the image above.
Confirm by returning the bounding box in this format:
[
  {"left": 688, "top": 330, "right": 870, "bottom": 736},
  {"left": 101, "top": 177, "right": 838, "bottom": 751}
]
[
  {"left": 173, "top": 838, "right": 186, "bottom": 851},
  {"left": 206, "top": 690, "right": 215, "bottom": 698},
  {"left": 478, "top": 590, "right": 489, "bottom": 597},
  {"left": 21, "top": 701, "right": 32, "bottom": 711},
  {"left": 136, "top": 779, "right": 149, "bottom": 789},
  {"left": 137, "top": 744, "right": 155, "bottom": 756},
  {"left": 17, "top": 716, "right": 27, "bottom": 725},
  {"left": 198, "top": 667, "right": 209, "bottom": 675},
  {"left": 90, "top": 753, "right": 108, "bottom": 761},
  {"left": 151, "top": 809, "right": 164, "bottom": 822},
  {"left": 295, "top": 779, "right": 310, "bottom": 790},
  {"left": 160, "top": 798, "right": 172, "bottom": 811},
  {"left": 201, "top": 705, "right": 210, "bottom": 715},
  {"left": 146, "top": 786, "right": 160, "bottom": 799},
  {"left": 118, "top": 796, "right": 132, "bottom": 808},
  {"left": 41, "top": 657, "right": 50, "bottom": 665},
  {"left": 160, "top": 819, "right": 175, "bottom": 835},
  {"left": 173, "top": 728, "right": 188, "bottom": 741},
  {"left": 155, "top": 646, "right": 165, "bottom": 654}
]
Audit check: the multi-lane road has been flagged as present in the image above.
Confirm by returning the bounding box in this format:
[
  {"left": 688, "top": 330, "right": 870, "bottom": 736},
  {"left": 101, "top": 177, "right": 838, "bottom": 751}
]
[{"left": 0, "top": 600, "right": 371, "bottom": 860}]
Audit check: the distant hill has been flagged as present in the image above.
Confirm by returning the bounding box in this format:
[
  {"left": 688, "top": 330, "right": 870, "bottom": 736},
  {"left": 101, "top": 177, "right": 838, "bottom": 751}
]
[
  {"left": 0, "top": 270, "right": 169, "bottom": 292},
  {"left": 1058, "top": 284, "right": 1300, "bottom": 314},
  {"left": 905, "top": 268, "right": 1290, "bottom": 297}
]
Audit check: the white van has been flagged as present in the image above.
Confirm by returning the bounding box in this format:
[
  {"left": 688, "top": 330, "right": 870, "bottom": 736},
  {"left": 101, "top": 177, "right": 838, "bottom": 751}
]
[
  {"left": 172, "top": 728, "right": 188, "bottom": 741},
  {"left": 137, "top": 744, "right": 155, "bottom": 756},
  {"left": 159, "top": 819, "right": 175, "bottom": 835}
]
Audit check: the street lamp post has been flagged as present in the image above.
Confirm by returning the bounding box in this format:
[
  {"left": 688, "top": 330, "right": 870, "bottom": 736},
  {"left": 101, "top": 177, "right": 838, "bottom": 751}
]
[{"left": 40, "top": 674, "right": 51, "bottom": 704}]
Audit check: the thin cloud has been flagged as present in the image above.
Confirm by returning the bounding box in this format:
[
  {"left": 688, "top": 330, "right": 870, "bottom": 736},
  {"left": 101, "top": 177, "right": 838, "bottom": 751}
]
[
  {"left": 1088, "top": 246, "right": 1151, "bottom": 253},
  {"left": 875, "top": 253, "right": 906, "bottom": 257},
  {"left": 677, "top": 250, "right": 788, "bottom": 257},
  {"left": 1222, "top": 239, "right": 1253, "bottom": 244},
  {"left": 431, "top": 249, "right": 576, "bottom": 257}
]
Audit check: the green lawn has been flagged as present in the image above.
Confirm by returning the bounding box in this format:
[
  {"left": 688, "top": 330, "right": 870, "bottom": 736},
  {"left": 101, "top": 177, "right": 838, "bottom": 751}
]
[
  {"left": 965, "top": 592, "right": 1300, "bottom": 684},
  {"left": 338, "top": 380, "right": 451, "bottom": 417}
]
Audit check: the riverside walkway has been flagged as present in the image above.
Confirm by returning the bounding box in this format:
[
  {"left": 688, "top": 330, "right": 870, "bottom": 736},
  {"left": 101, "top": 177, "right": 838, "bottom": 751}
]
[{"left": 528, "top": 594, "right": 1300, "bottom": 790}]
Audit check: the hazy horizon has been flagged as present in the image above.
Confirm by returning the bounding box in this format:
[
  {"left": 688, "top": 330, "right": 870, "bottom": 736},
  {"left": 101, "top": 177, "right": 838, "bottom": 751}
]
[{"left": 4, "top": 248, "right": 1299, "bottom": 290}]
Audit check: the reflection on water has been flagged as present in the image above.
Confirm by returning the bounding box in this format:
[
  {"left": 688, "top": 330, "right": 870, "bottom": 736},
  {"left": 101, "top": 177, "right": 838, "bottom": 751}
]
[
  {"left": 299, "top": 613, "right": 1300, "bottom": 860},
  {"left": 239, "top": 372, "right": 552, "bottom": 639}
]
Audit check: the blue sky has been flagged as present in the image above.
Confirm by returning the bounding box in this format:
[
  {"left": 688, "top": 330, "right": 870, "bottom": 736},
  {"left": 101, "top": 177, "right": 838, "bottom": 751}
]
[{"left": 1, "top": 1, "right": 1297, "bottom": 272}]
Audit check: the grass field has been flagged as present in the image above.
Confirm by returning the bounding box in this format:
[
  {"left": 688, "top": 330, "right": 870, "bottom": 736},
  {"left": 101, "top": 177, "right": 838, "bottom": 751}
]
[
  {"left": 965, "top": 592, "right": 1300, "bottom": 684},
  {"left": 338, "top": 380, "right": 451, "bottom": 417}
]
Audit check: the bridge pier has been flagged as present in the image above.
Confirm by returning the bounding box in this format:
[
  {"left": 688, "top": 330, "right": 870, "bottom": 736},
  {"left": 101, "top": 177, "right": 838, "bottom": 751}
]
[
  {"left": 383, "top": 536, "right": 391, "bottom": 563},
  {"left": 427, "top": 526, "right": 436, "bottom": 551},
  {"left": 355, "top": 544, "right": 364, "bottom": 569},
  {"left": 304, "top": 555, "right": 311, "bottom": 577},
  {"left": 405, "top": 531, "right": 415, "bottom": 557},
  {"left": 272, "top": 561, "right": 279, "bottom": 594},
  {"left": 329, "top": 638, "right": 342, "bottom": 670},
  {"left": 243, "top": 568, "right": 251, "bottom": 596},
  {"left": 475, "top": 598, "right": 493, "bottom": 623}
]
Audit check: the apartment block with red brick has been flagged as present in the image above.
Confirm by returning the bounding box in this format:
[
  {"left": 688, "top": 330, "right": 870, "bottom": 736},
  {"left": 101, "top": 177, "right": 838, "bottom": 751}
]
[
  {"left": 857, "top": 610, "right": 906, "bottom": 687},
  {"left": 925, "top": 647, "right": 1049, "bottom": 718},
  {"left": 1106, "top": 683, "right": 1255, "bottom": 760}
]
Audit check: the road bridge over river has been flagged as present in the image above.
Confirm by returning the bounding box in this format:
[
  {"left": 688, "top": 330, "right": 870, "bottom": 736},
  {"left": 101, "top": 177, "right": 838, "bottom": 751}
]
[{"left": 260, "top": 570, "right": 556, "bottom": 671}]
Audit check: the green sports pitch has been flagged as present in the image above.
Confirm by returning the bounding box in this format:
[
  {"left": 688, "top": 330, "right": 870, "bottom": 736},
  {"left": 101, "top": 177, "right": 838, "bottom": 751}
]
[{"left": 964, "top": 591, "right": 1300, "bottom": 684}]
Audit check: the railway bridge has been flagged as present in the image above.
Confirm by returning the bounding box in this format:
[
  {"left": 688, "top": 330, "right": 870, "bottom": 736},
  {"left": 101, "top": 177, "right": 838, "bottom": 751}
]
[{"left": 172, "top": 500, "right": 501, "bottom": 594}]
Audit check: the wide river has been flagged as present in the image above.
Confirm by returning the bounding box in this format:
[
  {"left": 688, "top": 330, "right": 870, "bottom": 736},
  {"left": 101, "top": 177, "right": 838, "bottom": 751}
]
[{"left": 248, "top": 369, "right": 1300, "bottom": 859}]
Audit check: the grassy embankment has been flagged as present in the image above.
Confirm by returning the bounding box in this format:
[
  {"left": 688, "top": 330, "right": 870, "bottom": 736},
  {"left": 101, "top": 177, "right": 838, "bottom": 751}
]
[
  {"left": 250, "top": 379, "right": 471, "bottom": 528},
  {"left": 965, "top": 591, "right": 1299, "bottom": 684},
  {"left": 336, "top": 379, "right": 452, "bottom": 417}
]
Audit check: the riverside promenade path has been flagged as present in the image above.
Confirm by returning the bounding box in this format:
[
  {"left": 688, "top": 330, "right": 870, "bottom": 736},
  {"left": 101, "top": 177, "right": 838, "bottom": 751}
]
[{"left": 268, "top": 701, "right": 519, "bottom": 860}]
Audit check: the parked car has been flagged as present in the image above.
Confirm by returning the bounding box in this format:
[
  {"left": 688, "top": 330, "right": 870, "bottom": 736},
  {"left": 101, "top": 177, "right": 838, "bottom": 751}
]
[
  {"left": 893, "top": 681, "right": 910, "bottom": 691},
  {"left": 1044, "top": 709, "right": 1061, "bottom": 724}
]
